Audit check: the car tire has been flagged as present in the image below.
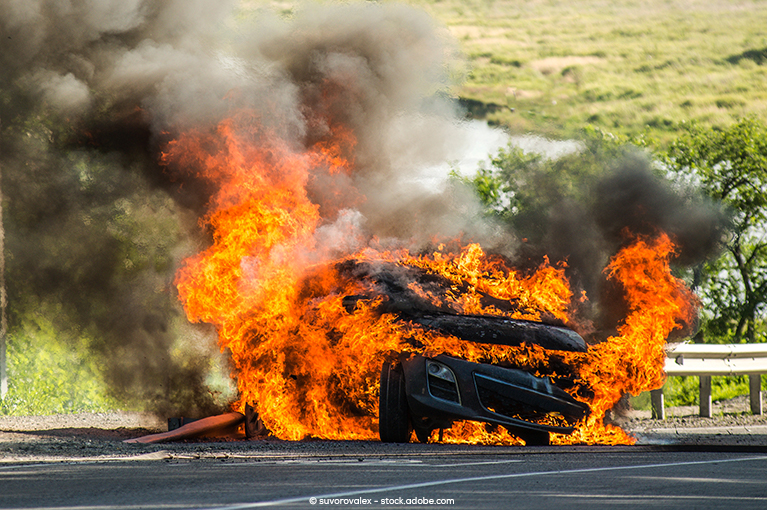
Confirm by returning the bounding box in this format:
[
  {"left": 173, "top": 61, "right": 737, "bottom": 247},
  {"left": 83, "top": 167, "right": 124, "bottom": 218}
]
[{"left": 379, "top": 361, "right": 412, "bottom": 443}]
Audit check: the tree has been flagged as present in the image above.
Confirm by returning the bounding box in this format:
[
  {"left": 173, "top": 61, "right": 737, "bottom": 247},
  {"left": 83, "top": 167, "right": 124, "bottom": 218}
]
[
  {"left": 464, "top": 127, "right": 630, "bottom": 229},
  {"left": 661, "top": 117, "right": 767, "bottom": 343}
]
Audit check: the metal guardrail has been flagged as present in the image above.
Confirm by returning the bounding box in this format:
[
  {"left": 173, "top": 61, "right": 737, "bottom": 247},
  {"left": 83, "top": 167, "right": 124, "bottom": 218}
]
[{"left": 651, "top": 343, "right": 767, "bottom": 419}]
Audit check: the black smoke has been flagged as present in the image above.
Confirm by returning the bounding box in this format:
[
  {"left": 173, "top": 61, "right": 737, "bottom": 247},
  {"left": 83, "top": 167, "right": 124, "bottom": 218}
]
[
  {"left": 506, "top": 150, "right": 726, "bottom": 340},
  {"left": 0, "top": 0, "right": 487, "bottom": 415}
]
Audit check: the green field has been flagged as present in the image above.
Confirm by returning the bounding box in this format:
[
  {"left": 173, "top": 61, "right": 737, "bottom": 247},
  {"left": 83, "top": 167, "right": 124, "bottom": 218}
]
[
  {"left": 402, "top": 0, "right": 767, "bottom": 142},
  {"left": 247, "top": 0, "right": 767, "bottom": 142}
]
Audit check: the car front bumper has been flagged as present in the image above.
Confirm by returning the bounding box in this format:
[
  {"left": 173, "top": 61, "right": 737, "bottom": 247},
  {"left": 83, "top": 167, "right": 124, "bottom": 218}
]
[{"left": 400, "top": 353, "right": 590, "bottom": 436}]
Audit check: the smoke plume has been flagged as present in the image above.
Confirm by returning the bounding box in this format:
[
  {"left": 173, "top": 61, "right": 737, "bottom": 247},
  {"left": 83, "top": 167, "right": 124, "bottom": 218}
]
[
  {"left": 506, "top": 150, "right": 726, "bottom": 339},
  {"left": 0, "top": 0, "right": 725, "bottom": 415},
  {"left": 0, "top": 0, "right": 493, "bottom": 415}
]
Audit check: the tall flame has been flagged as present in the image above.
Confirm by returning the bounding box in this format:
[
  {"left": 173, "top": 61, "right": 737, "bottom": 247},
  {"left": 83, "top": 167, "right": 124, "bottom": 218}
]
[
  {"left": 561, "top": 233, "right": 697, "bottom": 444},
  {"left": 164, "top": 110, "right": 697, "bottom": 444}
]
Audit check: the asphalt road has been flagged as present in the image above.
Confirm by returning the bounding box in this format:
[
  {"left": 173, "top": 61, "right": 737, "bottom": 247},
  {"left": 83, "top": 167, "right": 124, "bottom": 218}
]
[{"left": 2, "top": 445, "right": 767, "bottom": 509}]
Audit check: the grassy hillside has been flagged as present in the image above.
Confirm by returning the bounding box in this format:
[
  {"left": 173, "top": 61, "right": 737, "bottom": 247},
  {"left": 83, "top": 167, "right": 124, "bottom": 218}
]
[
  {"left": 404, "top": 0, "right": 767, "bottom": 142},
  {"left": 245, "top": 0, "right": 767, "bottom": 142}
]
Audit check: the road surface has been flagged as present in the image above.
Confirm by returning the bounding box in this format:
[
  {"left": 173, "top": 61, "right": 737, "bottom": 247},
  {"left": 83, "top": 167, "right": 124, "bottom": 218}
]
[{"left": 2, "top": 444, "right": 766, "bottom": 509}]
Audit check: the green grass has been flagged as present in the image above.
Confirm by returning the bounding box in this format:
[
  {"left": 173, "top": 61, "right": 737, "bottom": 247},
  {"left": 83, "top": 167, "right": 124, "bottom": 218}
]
[
  {"left": 400, "top": 0, "right": 767, "bottom": 142},
  {"left": 241, "top": 1, "right": 767, "bottom": 142},
  {"left": 0, "top": 316, "right": 119, "bottom": 416},
  {"left": 242, "top": 0, "right": 767, "bottom": 142}
]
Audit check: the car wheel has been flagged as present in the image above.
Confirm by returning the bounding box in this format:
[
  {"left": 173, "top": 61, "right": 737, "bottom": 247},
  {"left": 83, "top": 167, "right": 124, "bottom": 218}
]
[{"left": 379, "top": 361, "right": 412, "bottom": 443}]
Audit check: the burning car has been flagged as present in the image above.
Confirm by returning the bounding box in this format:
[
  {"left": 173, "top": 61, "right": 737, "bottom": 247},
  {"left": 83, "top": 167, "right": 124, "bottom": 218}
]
[
  {"left": 378, "top": 316, "right": 590, "bottom": 445},
  {"left": 165, "top": 101, "right": 697, "bottom": 445},
  {"left": 338, "top": 259, "right": 591, "bottom": 445}
]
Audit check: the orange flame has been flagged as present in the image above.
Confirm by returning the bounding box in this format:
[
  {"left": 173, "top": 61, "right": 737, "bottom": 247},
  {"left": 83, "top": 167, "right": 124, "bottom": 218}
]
[
  {"left": 559, "top": 233, "right": 697, "bottom": 445},
  {"left": 164, "top": 110, "right": 697, "bottom": 445}
]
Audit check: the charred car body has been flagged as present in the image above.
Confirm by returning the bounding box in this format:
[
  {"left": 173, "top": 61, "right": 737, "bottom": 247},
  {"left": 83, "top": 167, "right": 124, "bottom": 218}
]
[{"left": 339, "top": 260, "right": 591, "bottom": 446}]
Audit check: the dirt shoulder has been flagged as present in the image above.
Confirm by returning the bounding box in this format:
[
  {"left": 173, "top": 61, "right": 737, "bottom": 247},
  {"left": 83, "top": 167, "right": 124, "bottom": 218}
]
[{"left": 2, "top": 397, "right": 767, "bottom": 462}]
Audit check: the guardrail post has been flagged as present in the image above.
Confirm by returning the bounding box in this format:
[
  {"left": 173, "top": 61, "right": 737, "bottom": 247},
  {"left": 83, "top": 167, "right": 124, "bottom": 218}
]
[
  {"left": 749, "top": 374, "right": 763, "bottom": 415},
  {"left": 650, "top": 389, "right": 665, "bottom": 419},
  {"left": 699, "top": 375, "right": 712, "bottom": 418}
]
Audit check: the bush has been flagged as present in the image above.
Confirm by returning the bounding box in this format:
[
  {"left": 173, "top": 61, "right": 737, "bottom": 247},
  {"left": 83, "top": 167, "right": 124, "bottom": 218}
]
[{"left": 0, "top": 317, "right": 119, "bottom": 416}]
